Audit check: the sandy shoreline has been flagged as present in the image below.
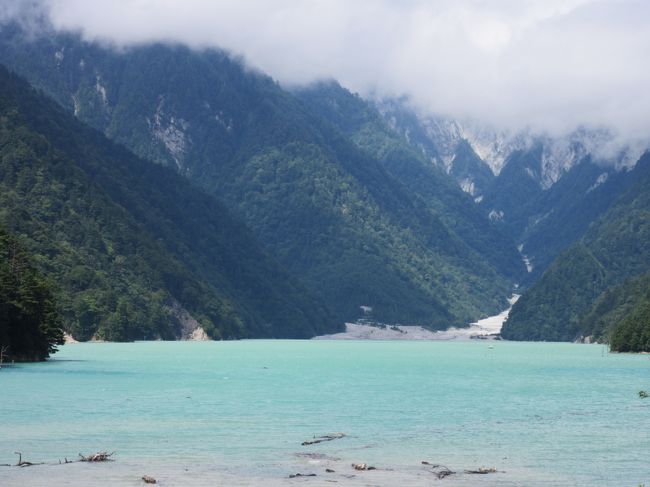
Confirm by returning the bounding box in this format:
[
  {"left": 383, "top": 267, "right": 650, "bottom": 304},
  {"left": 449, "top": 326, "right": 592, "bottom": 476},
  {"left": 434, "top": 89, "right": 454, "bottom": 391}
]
[
  {"left": 0, "top": 454, "right": 526, "bottom": 487},
  {"left": 314, "top": 295, "right": 519, "bottom": 341}
]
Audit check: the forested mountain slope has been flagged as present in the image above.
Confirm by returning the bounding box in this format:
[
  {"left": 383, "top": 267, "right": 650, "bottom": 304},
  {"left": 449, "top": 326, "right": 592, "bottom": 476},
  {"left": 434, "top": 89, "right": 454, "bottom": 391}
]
[
  {"left": 0, "top": 65, "right": 336, "bottom": 341},
  {"left": 0, "top": 25, "right": 522, "bottom": 326},
  {"left": 501, "top": 154, "right": 650, "bottom": 342},
  {"left": 294, "top": 81, "right": 525, "bottom": 281}
]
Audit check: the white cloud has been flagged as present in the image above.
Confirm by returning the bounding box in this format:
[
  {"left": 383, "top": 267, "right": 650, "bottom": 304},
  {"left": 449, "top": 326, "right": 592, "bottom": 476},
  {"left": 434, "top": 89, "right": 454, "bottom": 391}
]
[{"left": 6, "top": 0, "right": 650, "bottom": 143}]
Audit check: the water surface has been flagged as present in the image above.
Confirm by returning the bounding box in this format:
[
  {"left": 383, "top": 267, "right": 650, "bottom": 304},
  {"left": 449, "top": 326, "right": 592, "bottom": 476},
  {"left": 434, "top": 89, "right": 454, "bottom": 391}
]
[{"left": 1, "top": 341, "right": 648, "bottom": 486}]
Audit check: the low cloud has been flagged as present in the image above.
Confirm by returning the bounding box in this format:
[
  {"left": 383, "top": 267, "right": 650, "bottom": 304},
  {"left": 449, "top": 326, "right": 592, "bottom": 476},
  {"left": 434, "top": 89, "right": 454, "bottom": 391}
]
[{"left": 5, "top": 0, "right": 650, "bottom": 145}]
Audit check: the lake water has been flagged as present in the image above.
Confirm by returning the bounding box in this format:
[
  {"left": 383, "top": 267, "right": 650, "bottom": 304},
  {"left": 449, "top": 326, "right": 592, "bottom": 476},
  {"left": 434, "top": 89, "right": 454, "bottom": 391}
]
[{"left": 1, "top": 340, "right": 648, "bottom": 486}]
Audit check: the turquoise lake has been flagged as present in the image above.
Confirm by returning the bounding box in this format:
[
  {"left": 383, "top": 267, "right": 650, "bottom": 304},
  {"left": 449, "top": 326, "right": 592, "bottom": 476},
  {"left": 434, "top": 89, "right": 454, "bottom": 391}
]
[{"left": 1, "top": 340, "right": 649, "bottom": 486}]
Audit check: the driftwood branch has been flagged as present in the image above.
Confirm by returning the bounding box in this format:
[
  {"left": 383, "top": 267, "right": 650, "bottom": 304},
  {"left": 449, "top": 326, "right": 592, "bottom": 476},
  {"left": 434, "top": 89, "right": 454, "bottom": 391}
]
[
  {"left": 465, "top": 467, "right": 498, "bottom": 474},
  {"left": 14, "top": 452, "right": 42, "bottom": 467},
  {"left": 289, "top": 473, "right": 317, "bottom": 478},
  {"left": 301, "top": 433, "right": 345, "bottom": 446},
  {"left": 5, "top": 451, "right": 116, "bottom": 468}
]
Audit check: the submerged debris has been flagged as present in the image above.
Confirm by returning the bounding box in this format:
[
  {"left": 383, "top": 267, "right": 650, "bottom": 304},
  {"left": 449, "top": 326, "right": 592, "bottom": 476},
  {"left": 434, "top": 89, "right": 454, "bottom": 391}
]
[
  {"left": 294, "top": 452, "right": 340, "bottom": 461},
  {"left": 302, "top": 433, "right": 345, "bottom": 446},
  {"left": 639, "top": 390, "right": 648, "bottom": 398},
  {"left": 465, "top": 467, "right": 498, "bottom": 474},
  {"left": 436, "top": 468, "right": 455, "bottom": 479},
  {"left": 351, "top": 463, "right": 376, "bottom": 471},
  {"left": 289, "top": 473, "right": 317, "bottom": 478},
  {"left": 142, "top": 475, "right": 157, "bottom": 484},
  {"left": 422, "top": 461, "right": 456, "bottom": 479},
  {"left": 79, "top": 451, "right": 114, "bottom": 462}
]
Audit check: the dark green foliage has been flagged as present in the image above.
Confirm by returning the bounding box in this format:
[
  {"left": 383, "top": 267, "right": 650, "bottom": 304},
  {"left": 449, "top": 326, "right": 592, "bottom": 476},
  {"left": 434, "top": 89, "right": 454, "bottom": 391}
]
[
  {"left": 0, "top": 28, "right": 524, "bottom": 327},
  {"left": 502, "top": 153, "right": 650, "bottom": 342},
  {"left": 0, "top": 226, "right": 64, "bottom": 361},
  {"left": 0, "top": 64, "right": 336, "bottom": 341},
  {"left": 580, "top": 272, "right": 650, "bottom": 348},
  {"left": 609, "top": 300, "right": 650, "bottom": 353}
]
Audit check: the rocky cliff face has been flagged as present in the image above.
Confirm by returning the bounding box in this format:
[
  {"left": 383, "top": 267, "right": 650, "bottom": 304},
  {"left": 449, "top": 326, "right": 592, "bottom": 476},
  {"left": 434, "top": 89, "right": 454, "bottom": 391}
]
[{"left": 375, "top": 97, "right": 643, "bottom": 197}]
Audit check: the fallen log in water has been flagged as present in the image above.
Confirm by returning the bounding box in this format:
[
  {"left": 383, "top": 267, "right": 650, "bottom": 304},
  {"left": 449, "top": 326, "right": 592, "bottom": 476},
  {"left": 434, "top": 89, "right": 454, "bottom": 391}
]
[
  {"left": 301, "top": 433, "right": 345, "bottom": 446},
  {"left": 351, "top": 463, "right": 376, "bottom": 471},
  {"left": 289, "top": 473, "right": 317, "bottom": 478}
]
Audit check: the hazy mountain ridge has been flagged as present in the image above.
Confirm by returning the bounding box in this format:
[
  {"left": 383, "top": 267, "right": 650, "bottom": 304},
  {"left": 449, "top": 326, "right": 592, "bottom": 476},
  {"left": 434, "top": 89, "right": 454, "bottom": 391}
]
[
  {"left": 375, "top": 97, "right": 642, "bottom": 190},
  {"left": 374, "top": 97, "right": 648, "bottom": 283}
]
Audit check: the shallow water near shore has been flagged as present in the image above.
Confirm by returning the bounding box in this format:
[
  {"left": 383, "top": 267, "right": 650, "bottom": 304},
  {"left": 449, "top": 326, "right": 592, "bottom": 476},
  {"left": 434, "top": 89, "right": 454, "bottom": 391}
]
[{"left": 1, "top": 340, "right": 649, "bottom": 486}]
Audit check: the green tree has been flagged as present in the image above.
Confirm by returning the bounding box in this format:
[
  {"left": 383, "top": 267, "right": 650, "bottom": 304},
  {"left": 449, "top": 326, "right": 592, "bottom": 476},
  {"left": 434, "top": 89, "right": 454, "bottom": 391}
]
[{"left": 0, "top": 226, "right": 64, "bottom": 361}]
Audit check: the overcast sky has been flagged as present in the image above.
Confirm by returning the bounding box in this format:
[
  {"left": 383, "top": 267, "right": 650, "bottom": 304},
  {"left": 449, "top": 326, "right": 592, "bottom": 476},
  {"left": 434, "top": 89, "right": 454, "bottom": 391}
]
[{"left": 4, "top": 0, "right": 650, "bottom": 143}]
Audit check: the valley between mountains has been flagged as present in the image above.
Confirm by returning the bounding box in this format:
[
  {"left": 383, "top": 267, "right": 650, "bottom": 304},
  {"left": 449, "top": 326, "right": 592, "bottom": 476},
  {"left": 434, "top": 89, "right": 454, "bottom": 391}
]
[{"left": 1, "top": 21, "right": 649, "bottom": 359}]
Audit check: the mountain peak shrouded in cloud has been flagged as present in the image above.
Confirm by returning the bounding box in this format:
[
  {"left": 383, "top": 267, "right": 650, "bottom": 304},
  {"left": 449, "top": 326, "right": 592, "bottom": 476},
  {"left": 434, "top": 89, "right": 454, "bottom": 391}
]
[{"left": 2, "top": 0, "right": 649, "bottom": 149}]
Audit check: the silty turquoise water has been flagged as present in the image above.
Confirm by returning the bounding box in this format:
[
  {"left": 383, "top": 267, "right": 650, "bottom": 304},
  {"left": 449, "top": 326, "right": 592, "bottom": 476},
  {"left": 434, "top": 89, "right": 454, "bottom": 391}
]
[{"left": 0, "top": 340, "right": 648, "bottom": 486}]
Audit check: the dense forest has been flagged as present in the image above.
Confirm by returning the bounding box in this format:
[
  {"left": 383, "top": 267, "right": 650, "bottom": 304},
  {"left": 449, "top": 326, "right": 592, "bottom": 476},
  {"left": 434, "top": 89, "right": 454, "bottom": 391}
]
[
  {"left": 0, "top": 225, "right": 64, "bottom": 361},
  {"left": 0, "top": 64, "right": 337, "bottom": 344}
]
